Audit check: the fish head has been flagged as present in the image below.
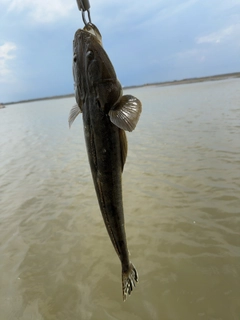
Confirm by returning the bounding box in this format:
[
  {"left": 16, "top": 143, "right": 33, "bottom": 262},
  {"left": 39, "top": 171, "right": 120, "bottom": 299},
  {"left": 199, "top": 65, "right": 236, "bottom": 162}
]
[{"left": 73, "top": 24, "right": 122, "bottom": 112}]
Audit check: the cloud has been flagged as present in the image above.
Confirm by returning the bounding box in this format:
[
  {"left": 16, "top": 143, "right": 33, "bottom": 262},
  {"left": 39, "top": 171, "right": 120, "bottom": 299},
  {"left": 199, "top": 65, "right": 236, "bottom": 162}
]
[
  {"left": 0, "top": 42, "right": 17, "bottom": 82},
  {"left": 175, "top": 48, "right": 205, "bottom": 62},
  {"left": 3, "top": 0, "right": 75, "bottom": 23},
  {"left": 196, "top": 24, "right": 240, "bottom": 44}
]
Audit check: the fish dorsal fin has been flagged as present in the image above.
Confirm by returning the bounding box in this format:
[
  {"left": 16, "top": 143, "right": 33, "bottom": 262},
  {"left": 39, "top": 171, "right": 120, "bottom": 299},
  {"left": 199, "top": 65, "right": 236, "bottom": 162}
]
[
  {"left": 119, "top": 129, "right": 128, "bottom": 171},
  {"left": 68, "top": 104, "right": 82, "bottom": 128},
  {"left": 109, "top": 95, "right": 142, "bottom": 132}
]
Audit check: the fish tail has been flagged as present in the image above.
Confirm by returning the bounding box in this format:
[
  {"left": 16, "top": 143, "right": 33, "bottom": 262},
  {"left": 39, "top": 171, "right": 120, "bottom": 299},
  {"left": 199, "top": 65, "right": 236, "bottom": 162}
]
[{"left": 122, "top": 262, "right": 138, "bottom": 301}]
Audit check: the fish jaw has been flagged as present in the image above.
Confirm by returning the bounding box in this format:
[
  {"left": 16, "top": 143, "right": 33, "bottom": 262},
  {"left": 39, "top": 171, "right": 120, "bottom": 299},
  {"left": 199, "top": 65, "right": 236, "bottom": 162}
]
[{"left": 83, "top": 23, "right": 103, "bottom": 46}]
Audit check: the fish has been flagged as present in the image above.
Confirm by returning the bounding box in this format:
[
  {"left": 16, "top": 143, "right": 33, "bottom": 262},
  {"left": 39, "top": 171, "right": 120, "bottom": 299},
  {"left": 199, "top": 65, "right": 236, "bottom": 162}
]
[{"left": 69, "top": 22, "right": 142, "bottom": 301}]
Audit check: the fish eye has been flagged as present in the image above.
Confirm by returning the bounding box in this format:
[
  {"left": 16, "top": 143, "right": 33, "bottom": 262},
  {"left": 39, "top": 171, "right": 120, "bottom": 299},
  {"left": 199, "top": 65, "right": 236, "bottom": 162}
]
[{"left": 86, "top": 50, "right": 94, "bottom": 59}]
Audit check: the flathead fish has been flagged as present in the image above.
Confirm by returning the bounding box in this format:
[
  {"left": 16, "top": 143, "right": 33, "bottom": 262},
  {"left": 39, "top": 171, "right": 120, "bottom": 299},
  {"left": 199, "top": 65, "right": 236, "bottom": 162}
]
[{"left": 69, "top": 23, "right": 142, "bottom": 301}]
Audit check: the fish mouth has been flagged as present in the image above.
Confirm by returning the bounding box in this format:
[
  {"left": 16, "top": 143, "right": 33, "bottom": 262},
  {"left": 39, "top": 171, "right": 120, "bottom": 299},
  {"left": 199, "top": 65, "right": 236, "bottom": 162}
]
[
  {"left": 74, "top": 23, "right": 102, "bottom": 46},
  {"left": 84, "top": 23, "right": 102, "bottom": 45}
]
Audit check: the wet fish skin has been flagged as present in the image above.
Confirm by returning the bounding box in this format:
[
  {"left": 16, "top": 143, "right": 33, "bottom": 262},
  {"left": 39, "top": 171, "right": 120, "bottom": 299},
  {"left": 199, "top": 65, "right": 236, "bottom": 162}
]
[{"left": 69, "top": 23, "right": 142, "bottom": 300}]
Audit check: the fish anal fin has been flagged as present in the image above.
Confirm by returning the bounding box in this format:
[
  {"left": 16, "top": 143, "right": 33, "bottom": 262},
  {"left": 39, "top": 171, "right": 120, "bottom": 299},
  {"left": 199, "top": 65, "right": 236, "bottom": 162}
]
[
  {"left": 119, "top": 129, "right": 128, "bottom": 171},
  {"left": 109, "top": 95, "right": 142, "bottom": 132},
  {"left": 68, "top": 103, "right": 82, "bottom": 128}
]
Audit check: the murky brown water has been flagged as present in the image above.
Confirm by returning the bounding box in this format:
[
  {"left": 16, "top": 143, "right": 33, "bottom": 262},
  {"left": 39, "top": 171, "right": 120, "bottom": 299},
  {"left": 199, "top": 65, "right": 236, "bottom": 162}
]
[{"left": 1, "top": 79, "right": 240, "bottom": 320}]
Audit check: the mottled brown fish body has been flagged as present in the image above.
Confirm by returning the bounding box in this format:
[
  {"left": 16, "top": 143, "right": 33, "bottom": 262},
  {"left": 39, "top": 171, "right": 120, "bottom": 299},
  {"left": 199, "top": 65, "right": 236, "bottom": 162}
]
[{"left": 69, "top": 23, "right": 142, "bottom": 300}]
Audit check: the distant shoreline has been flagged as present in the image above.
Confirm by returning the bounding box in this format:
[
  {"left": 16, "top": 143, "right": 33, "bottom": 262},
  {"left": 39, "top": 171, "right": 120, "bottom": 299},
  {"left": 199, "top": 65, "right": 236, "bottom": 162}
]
[
  {"left": 4, "top": 72, "right": 240, "bottom": 105},
  {"left": 126, "top": 72, "right": 240, "bottom": 89}
]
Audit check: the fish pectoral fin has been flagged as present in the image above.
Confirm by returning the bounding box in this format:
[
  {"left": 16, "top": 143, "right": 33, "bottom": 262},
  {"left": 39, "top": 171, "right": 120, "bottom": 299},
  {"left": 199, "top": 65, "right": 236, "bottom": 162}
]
[
  {"left": 68, "top": 103, "right": 82, "bottom": 128},
  {"left": 109, "top": 95, "right": 142, "bottom": 132}
]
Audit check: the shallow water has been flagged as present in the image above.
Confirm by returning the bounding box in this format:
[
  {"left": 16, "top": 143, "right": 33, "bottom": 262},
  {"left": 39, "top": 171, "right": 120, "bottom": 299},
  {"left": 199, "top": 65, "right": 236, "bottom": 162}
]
[{"left": 1, "top": 79, "right": 240, "bottom": 319}]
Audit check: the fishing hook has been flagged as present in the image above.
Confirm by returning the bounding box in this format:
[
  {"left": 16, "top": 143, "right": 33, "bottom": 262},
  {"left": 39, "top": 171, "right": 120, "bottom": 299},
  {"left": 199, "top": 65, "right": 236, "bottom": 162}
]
[{"left": 76, "top": 0, "right": 92, "bottom": 25}]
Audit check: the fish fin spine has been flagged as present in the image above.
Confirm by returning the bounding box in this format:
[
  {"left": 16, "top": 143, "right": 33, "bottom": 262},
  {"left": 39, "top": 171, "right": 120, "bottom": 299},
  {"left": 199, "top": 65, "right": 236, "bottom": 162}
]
[{"left": 122, "top": 262, "right": 138, "bottom": 301}]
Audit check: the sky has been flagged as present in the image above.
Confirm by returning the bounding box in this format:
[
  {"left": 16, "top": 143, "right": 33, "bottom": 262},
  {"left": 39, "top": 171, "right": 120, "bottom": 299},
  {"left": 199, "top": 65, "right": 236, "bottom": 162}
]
[{"left": 1, "top": 0, "right": 240, "bottom": 103}]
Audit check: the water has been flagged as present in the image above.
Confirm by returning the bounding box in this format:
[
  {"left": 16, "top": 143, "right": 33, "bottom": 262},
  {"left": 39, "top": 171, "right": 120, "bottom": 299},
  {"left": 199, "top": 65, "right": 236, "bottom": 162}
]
[{"left": 1, "top": 79, "right": 240, "bottom": 320}]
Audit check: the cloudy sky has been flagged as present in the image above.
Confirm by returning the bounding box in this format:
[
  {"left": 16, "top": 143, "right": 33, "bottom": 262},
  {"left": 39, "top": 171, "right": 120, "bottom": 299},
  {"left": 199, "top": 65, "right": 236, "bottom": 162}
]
[{"left": 1, "top": 0, "right": 240, "bottom": 103}]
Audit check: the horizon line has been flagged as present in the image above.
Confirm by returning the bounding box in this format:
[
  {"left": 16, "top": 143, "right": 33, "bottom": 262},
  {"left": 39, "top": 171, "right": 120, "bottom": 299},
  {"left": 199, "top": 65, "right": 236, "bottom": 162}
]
[{"left": 3, "top": 71, "right": 240, "bottom": 105}]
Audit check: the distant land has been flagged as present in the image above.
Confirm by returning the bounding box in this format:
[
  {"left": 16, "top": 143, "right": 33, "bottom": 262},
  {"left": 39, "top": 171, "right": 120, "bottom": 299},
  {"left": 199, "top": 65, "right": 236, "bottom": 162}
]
[{"left": 4, "top": 72, "right": 240, "bottom": 105}]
